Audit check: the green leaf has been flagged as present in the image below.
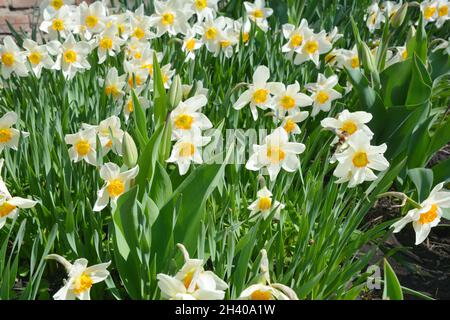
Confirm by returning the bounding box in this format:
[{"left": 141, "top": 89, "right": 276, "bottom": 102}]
[
  {"left": 408, "top": 168, "right": 433, "bottom": 202},
  {"left": 152, "top": 52, "right": 168, "bottom": 126},
  {"left": 383, "top": 258, "right": 403, "bottom": 300}
]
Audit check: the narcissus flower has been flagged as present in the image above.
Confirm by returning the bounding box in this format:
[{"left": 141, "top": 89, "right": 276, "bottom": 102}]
[
  {"left": 306, "top": 74, "right": 342, "bottom": 117},
  {"left": 167, "top": 132, "right": 211, "bottom": 175},
  {"left": 421, "top": 0, "right": 438, "bottom": 24},
  {"left": 157, "top": 243, "right": 228, "bottom": 300},
  {"left": 76, "top": 1, "right": 108, "bottom": 39},
  {"left": 82, "top": 116, "right": 124, "bottom": 156},
  {"left": 239, "top": 249, "right": 298, "bottom": 300},
  {"left": 281, "top": 20, "right": 312, "bottom": 60},
  {"left": 320, "top": 110, "right": 374, "bottom": 139},
  {"left": 46, "top": 254, "right": 110, "bottom": 300},
  {"left": 99, "top": 67, "right": 126, "bottom": 101},
  {"left": 23, "top": 39, "right": 54, "bottom": 78},
  {"left": 130, "top": 4, "right": 155, "bottom": 41},
  {"left": 0, "top": 178, "right": 37, "bottom": 229},
  {"left": 436, "top": 0, "right": 450, "bottom": 28},
  {"left": 95, "top": 25, "right": 125, "bottom": 64},
  {"left": 182, "top": 28, "right": 203, "bottom": 61},
  {"left": 293, "top": 30, "right": 332, "bottom": 67},
  {"left": 0, "top": 36, "right": 28, "bottom": 79},
  {"left": 39, "top": 4, "right": 74, "bottom": 39},
  {"left": 40, "top": 0, "right": 75, "bottom": 18},
  {"left": 333, "top": 131, "right": 389, "bottom": 187},
  {"left": 47, "top": 34, "right": 91, "bottom": 80},
  {"left": 93, "top": 162, "right": 138, "bottom": 211},
  {"left": 123, "top": 90, "right": 150, "bottom": 122},
  {"left": 365, "top": 2, "right": 385, "bottom": 32},
  {"left": 280, "top": 111, "right": 309, "bottom": 135},
  {"left": 244, "top": 0, "right": 273, "bottom": 32},
  {"left": 65, "top": 128, "right": 97, "bottom": 166},
  {"left": 0, "top": 112, "right": 30, "bottom": 152},
  {"left": 149, "top": 0, "right": 193, "bottom": 37},
  {"left": 191, "top": 0, "right": 219, "bottom": 22},
  {"left": 392, "top": 182, "right": 450, "bottom": 245},
  {"left": 269, "top": 81, "right": 313, "bottom": 117},
  {"left": 248, "top": 186, "right": 285, "bottom": 220},
  {"left": 233, "top": 65, "right": 273, "bottom": 120},
  {"left": 246, "top": 128, "right": 305, "bottom": 181}
]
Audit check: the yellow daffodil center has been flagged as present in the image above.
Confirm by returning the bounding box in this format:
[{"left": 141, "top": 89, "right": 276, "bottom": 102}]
[
  {"left": 401, "top": 49, "right": 408, "bottom": 60},
  {"left": 99, "top": 37, "right": 113, "bottom": 50},
  {"left": 290, "top": 34, "right": 303, "bottom": 47},
  {"left": 205, "top": 27, "right": 217, "bottom": 40},
  {"left": 29, "top": 51, "right": 42, "bottom": 65},
  {"left": 105, "top": 139, "right": 113, "bottom": 148},
  {"left": 252, "top": 9, "right": 264, "bottom": 18},
  {"left": 424, "top": 6, "right": 436, "bottom": 20},
  {"left": 253, "top": 89, "right": 268, "bottom": 104},
  {"left": 161, "top": 12, "right": 175, "bottom": 25},
  {"left": 283, "top": 119, "right": 296, "bottom": 133},
  {"left": 0, "top": 128, "right": 12, "bottom": 142},
  {"left": 258, "top": 197, "right": 272, "bottom": 211},
  {"left": 316, "top": 91, "right": 329, "bottom": 104},
  {"left": 133, "top": 27, "right": 145, "bottom": 39},
  {"left": 51, "top": 0, "right": 64, "bottom": 10},
  {"left": 75, "top": 139, "right": 90, "bottom": 156},
  {"left": 86, "top": 15, "right": 99, "bottom": 29},
  {"left": 419, "top": 204, "right": 438, "bottom": 225},
  {"left": 105, "top": 85, "right": 119, "bottom": 97},
  {"left": 127, "top": 100, "right": 134, "bottom": 113},
  {"left": 267, "top": 146, "right": 285, "bottom": 163},
  {"left": 438, "top": 5, "right": 448, "bottom": 17},
  {"left": 63, "top": 50, "right": 77, "bottom": 64},
  {"left": 251, "top": 289, "right": 272, "bottom": 300},
  {"left": 242, "top": 32, "right": 250, "bottom": 43},
  {"left": 280, "top": 95, "right": 296, "bottom": 110},
  {"left": 350, "top": 55, "right": 359, "bottom": 69},
  {"left": 195, "top": 0, "right": 207, "bottom": 10},
  {"left": 142, "top": 63, "right": 153, "bottom": 76},
  {"left": 179, "top": 142, "right": 195, "bottom": 157},
  {"left": 128, "top": 74, "right": 142, "bottom": 87},
  {"left": 52, "top": 18, "right": 65, "bottom": 31},
  {"left": 117, "top": 23, "right": 125, "bottom": 34},
  {"left": 183, "top": 270, "right": 195, "bottom": 288},
  {"left": 305, "top": 40, "right": 319, "bottom": 54},
  {"left": 0, "top": 202, "right": 16, "bottom": 218},
  {"left": 220, "top": 40, "right": 232, "bottom": 48},
  {"left": 107, "top": 179, "right": 125, "bottom": 197},
  {"left": 186, "top": 38, "right": 196, "bottom": 51},
  {"left": 341, "top": 120, "right": 357, "bottom": 135},
  {"left": 162, "top": 72, "right": 169, "bottom": 84},
  {"left": 369, "top": 13, "right": 377, "bottom": 25},
  {"left": 1, "top": 53, "right": 14, "bottom": 67},
  {"left": 175, "top": 114, "right": 194, "bottom": 130},
  {"left": 73, "top": 273, "right": 93, "bottom": 295},
  {"left": 352, "top": 151, "right": 369, "bottom": 168}
]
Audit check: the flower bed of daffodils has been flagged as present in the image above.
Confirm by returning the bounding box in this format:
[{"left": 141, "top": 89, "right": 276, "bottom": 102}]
[{"left": 0, "top": 0, "right": 449, "bottom": 300}]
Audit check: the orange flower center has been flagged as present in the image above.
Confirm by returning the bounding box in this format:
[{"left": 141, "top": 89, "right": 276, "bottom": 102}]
[
  {"left": 251, "top": 289, "right": 272, "bottom": 300},
  {"left": 107, "top": 179, "right": 125, "bottom": 197},
  {"left": 352, "top": 151, "right": 369, "bottom": 168},
  {"left": 419, "top": 204, "right": 439, "bottom": 225}
]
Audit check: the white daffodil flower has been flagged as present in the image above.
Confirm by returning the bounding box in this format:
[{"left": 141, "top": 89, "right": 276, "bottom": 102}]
[
  {"left": 76, "top": 1, "right": 108, "bottom": 39},
  {"left": 293, "top": 30, "right": 332, "bottom": 67},
  {"left": 123, "top": 90, "right": 150, "bottom": 122},
  {"left": 157, "top": 63, "right": 176, "bottom": 89},
  {"left": 246, "top": 127, "right": 305, "bottom": 181},
  {"left": 0, "top": 112, "right": 30, "bottom": 152},
  {"left": 149, "top": 0, "right": 193, "bottom": 37},
  {"left": 218, "top": 29, "right": 238, "bottom": 58},
  {"left": 82, "top": 116, "right": 124, "bottom": 156},
  {"left": 365, "top": 2, "right": 385, "bottom": 32},
  {"left": 106, "top": 12, "right": 132, "bottom": 40},
  {"left": 198, "top": 16, "right": 228, "bottom": 55},
  {"left": 0, "top": 36, "right": 28, "bottom": 79},
  {"left": 248, "top": 186, "right": 285, "bottom": 220},
  {"left": 191, "top": 0, "right": 219, "bottom": 22},
  {"left": 306, "top": 74, "right": 342, "bottom": 117},
  {"left": 182, "top": 28, "right": 203, "bottom": 61},
  {"left": 233, "top": 65, "right": 273, "bottom": 120},
  {"left": 333, "top": 45, "right": 360, "bottom": 70},
  {"left": 385, "top": 46, "right": 408, "bottom": 67},
  {"left": 0, "top": 179, "right": 37, "bottom": 230},
  {"left": 421, "top": 0, "right": 438, "bottom": 24},
  {"left": 40, "top": 0, "right": 75, "bottom": 18},
  {"left": 333, "top": 131, "right": 389, "bottom": 187},
  {"left": 129, "top": 4, "right": 155, "bottom": 41},
  {"left": 321, "top": 109, "right": 374, "bottom": 139},
  {"left": 381, "top": 1, "right": 403, "bottom": 21},
  {"left": 233, "top": 17, "right": 251, "bottom": 47},
  {"left": 171, "top": 94, "right": 212, "bottom": 140},
  {"left": 65, "top": 128, "right": 97, "bottom": 166},
  {"left": 433, "top": 37, "right": 450, "bottom": 55},
  {"left": 327, "top": 26, "right": 343, "bottom": 44},
  {"left": 182, "top": 80, "right": 209, "bottom": 101},
  {"left": 93, "top": 162, "right": 138, "bottom": 211},
  {"left": 40, "top": 4, "right": 75, "bottom": 39},
  {"left": 280, "top": 111, "right": 309, "bottom": 135},
  {"left": 95, "top": 25, "right": 125, "bottom": 64},
  {"left": 124, "top": 60, "right": 150, "bottom": 90},
  {"left": 239, "top": 249, "right": 298, "bottom": 300},
  {"left": 281, "top": 20, "right": 312, "bottom": 60},
  {"left": 127, "top": 46, "right": 163, "bottom": 80},
  {"left": 157, "top": 243, "right": 228, "bottom": 300},
  {"left": 244, "top": 0, "right": 273, "bottom": 32},
  {"left": 167, "top": 132, "right": 211, "bottom": 175},
  {"left": 436, "top": 0, "right": 450, "bottom": 28},
  {"left": 99, "top": 67, "right": 126, "bottom": 102},
  {"left": 47, "top": 34, "right": 91, "bottom": 80},
  {"left": 269, "top": 81, "right": 313, "bottom": 117},
  {"left": 22, "top": 39, "right": 54, "bottom": 78},
  {"left": 46, "top": 254, "right": 110, "bottom": 300},
  {"left": 392, "top": 182, "right": 450, "bottom": 245}
]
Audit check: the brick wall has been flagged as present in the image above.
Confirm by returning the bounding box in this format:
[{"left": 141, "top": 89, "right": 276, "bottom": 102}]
[{"left": 0, "top": 0, "right": 94, "bottom": 37}]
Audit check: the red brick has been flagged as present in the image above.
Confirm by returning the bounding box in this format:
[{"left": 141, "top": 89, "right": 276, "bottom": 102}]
[
  {"left": 0, "top": 12, "right": 30, "bottom": 34},
  {"left": 0, "top": 0, "right": 9, "bottom": 8},
  {"left": 10, "top": 0, "right": 37, "bottom": 9}
]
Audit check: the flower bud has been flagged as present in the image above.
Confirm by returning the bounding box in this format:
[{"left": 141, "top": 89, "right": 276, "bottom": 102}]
[
  {"left": 391, "top": 3, "right": 408, "bottom": 28},
  {"left": 168, "top": 74, "right": 182, "bottom": 109},
  {"left": 122, "top": 132, "right": 138, "bottom": 168}
]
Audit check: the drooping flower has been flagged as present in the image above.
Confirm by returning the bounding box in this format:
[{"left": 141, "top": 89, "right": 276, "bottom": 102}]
[
  {"left": 0, "top": 112, "right": 30, "bottom": 152},
  {"left": 306, "top": 74, "right": 342, "bottom": 117},
  {"left": 392, "top": 182, "right": 450, "bottom": 245},
  {"left": 93, "top": 162, "right": 139, "bottom": 211},
  {"left": 157, "top": 243, "right": 228, "bottom": 300},
  {"left": 46, "top": 254, "right": 110, "bottom": 300},
  {"left": 65, "top": 128, "right": 97, "bottom": 166},
  {"left": 248, "top": 186, "right": 285, "bottom": 220},
  {"left": 246, "top": 127, "right": 305, "bottom": 181}
]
